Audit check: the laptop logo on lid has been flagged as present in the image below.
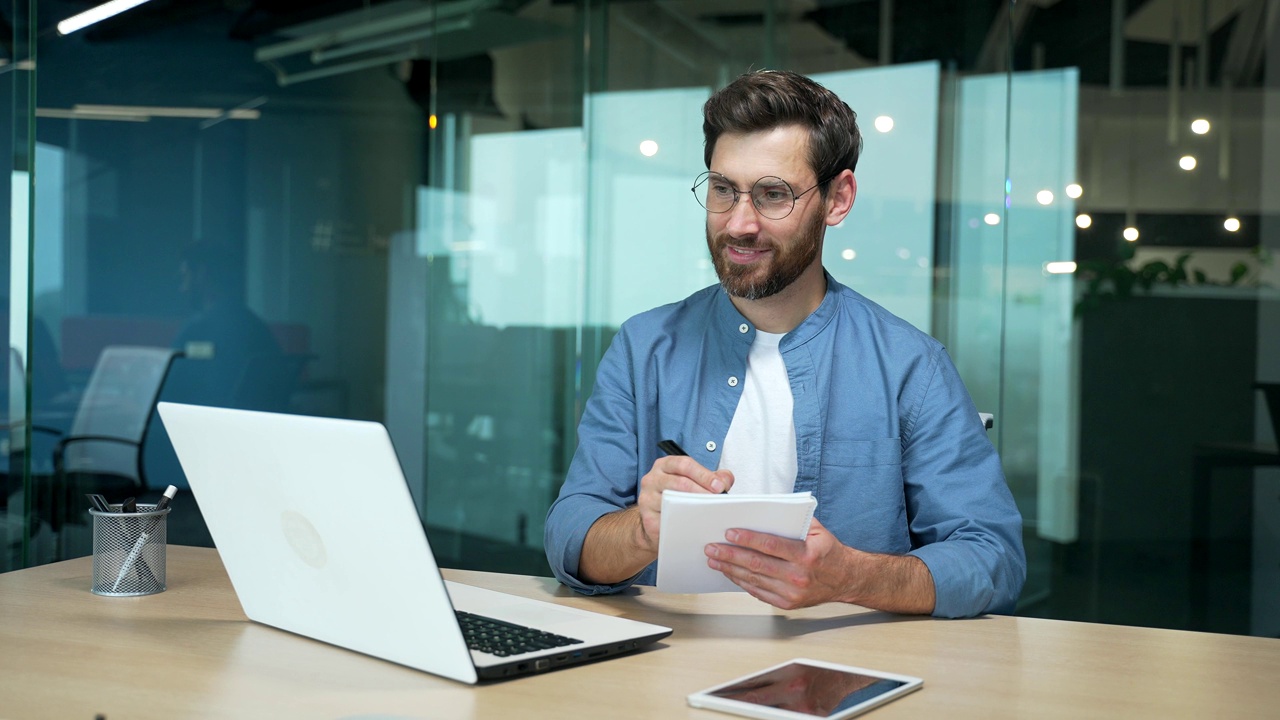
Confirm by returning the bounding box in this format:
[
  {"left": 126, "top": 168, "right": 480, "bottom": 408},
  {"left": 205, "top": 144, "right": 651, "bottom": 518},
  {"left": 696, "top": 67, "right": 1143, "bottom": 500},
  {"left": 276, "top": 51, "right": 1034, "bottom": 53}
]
[{"left": 281, "top": 511, "right": 327, "bottom": 569}]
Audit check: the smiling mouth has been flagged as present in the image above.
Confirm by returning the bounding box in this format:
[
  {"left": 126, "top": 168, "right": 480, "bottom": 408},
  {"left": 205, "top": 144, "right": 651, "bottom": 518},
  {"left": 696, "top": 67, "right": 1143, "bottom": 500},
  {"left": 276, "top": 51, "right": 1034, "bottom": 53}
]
[{"left": 726, "top": 245, "right": 771, "bottom": 263}]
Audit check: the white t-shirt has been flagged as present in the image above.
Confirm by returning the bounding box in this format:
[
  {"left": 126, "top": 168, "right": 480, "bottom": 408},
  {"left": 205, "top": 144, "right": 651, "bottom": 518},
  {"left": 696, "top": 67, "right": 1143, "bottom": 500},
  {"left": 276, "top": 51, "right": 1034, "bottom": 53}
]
[{"left": 718, "top": 330, "right": 798, "bottom": 495}]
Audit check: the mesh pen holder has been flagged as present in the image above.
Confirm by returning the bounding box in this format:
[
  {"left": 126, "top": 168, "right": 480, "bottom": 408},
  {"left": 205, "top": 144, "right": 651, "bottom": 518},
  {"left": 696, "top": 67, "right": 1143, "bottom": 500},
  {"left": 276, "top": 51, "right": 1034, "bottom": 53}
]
[{"left": 89, "top": 505, "right": 170, "bottom": 597}]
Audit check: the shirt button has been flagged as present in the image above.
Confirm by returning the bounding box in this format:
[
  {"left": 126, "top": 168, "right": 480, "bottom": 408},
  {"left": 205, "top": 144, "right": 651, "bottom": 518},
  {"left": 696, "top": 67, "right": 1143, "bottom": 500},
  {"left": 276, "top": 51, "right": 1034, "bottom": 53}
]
[
  {"left": 706, "top": 441, "right": 717, "bottom": 452},
  {"left": 727, "top": 376, "right": 739, "bottom": 387},
  {"left": 738, "top": 323, "right": 749, "bottom": 333}
]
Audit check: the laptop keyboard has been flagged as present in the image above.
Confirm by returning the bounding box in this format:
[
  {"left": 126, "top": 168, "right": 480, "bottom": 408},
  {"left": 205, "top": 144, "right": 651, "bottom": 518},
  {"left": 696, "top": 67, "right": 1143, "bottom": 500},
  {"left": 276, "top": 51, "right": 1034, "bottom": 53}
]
[{"left": 456, "top": 611, "right": 583, "bottom": 657}]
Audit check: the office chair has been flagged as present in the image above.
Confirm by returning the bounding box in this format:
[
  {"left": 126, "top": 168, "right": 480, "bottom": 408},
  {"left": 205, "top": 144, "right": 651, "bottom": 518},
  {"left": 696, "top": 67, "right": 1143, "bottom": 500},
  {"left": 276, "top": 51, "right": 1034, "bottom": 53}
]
[{"left": 52, "top": 346, "right": 181, "bottom": 512}]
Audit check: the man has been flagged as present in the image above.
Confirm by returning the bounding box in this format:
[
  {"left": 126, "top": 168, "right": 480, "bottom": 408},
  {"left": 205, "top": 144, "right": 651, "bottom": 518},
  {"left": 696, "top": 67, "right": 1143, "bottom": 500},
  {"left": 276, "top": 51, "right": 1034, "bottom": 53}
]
[
  {"left": 544, "top": 70, "right": 1025, "bottom": 618},
  {"left": 151, "top": 241, "right": 285, "bottom": 494},
  {"left": 167, "top": 240, "right": 284, "bottom": 409}
]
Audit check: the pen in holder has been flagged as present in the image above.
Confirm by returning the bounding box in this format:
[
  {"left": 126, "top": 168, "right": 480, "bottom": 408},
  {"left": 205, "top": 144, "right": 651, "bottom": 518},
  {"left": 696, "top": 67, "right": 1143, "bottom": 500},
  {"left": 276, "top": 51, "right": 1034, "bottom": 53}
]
[{"left": 89, "top": 503, "right": 170, "bottom": 597}]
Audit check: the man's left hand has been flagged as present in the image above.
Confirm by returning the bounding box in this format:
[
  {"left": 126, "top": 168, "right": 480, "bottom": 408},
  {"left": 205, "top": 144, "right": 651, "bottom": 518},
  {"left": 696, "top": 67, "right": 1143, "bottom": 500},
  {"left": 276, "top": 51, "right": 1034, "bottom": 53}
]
[{"left": 704, "top": 517, "right": 854, "bottom": 610}]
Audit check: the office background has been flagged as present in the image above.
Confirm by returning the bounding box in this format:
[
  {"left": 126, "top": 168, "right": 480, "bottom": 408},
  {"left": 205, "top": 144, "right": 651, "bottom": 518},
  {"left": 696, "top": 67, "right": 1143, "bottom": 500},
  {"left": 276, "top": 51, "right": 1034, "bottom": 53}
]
[{"left": 1, "top": 0, "right": 1276, "bottom": 638}]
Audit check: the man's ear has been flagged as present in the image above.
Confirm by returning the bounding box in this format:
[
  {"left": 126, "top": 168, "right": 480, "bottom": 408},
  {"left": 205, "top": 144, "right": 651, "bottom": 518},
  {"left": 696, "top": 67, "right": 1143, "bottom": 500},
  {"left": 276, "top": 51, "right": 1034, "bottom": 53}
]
[{"left": 824, "top": 170, "right": 856, "bottom": 227}]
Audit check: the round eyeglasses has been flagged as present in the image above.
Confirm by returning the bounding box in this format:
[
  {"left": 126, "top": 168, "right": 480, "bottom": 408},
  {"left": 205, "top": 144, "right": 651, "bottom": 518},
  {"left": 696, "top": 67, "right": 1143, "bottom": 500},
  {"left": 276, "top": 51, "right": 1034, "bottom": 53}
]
[{"left": 691, "top": 171, "right": 830, "bottom": 220}]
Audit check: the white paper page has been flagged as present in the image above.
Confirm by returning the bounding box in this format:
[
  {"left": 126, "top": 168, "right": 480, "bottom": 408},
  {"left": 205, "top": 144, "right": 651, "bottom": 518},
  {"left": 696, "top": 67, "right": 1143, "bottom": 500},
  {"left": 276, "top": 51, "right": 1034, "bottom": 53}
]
[{"left": 656, "top": 491, "right": 817, "bottom": 593}]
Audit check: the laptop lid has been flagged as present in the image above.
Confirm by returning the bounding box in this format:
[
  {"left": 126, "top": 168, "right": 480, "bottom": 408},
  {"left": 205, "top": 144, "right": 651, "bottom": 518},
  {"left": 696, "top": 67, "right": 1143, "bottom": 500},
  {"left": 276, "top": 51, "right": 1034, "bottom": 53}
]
[{"left": 156, "top": 402, "right": 670, "bottom": 684}]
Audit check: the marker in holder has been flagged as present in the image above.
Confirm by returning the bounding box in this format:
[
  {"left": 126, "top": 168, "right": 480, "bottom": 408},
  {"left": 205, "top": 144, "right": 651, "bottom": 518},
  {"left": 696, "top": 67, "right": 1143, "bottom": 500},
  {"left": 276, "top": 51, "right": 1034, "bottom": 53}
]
[{"left": 89, "top": 503, "right": 170, "bottom": 597}]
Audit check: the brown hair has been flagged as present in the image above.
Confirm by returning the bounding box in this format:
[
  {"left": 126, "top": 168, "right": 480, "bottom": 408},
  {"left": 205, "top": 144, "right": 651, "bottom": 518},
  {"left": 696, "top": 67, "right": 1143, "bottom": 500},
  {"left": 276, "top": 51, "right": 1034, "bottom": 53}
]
[{"left": 702, "top": 70, "right": 862, "bottom": 196}]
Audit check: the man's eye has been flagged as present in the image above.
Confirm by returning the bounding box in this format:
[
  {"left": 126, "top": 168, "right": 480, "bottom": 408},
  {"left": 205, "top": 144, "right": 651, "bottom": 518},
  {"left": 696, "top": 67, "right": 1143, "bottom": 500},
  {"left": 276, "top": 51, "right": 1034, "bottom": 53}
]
[
  {"left": 760, "top": 189, "right": 788, "bottom": 203},
  {"left": 710, "top": 184, "right": 734, "bottom": 197}
]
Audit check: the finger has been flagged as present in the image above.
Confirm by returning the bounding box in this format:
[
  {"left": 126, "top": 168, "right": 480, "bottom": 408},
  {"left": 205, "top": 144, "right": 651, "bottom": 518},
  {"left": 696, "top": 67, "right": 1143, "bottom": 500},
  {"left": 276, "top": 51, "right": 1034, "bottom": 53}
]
[
  {"left": 641, "top": 464, "right": 705, "bottom": 497},
  {"left": 659, "top": 456, "right": 731, "bottom": 494},
  {"left": 660, "top": 473, "right": 722, "bottom": 495},
  {"left": 714, "top": 560, "right": 796, "bottom": 609},
  {"left": 706, "top": 543, "right": 789, "bottom": 583},
  {"left": 724, "top": 528, "right": 806, "bottom": 562}
]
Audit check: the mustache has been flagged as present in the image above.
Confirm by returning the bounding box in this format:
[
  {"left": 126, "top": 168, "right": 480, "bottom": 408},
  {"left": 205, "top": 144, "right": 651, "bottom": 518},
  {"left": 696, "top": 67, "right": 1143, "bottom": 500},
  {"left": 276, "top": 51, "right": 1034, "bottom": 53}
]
[{"left": 708, "top": 231, "right": 771, "bottom": 251}]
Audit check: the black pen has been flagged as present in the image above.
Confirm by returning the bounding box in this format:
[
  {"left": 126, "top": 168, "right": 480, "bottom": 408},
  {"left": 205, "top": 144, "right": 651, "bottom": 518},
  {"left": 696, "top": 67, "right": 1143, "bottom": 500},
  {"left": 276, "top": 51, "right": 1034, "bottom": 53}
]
[
  {"left": 658, "top": 440, "right": 728, "bottom": 493},
  {"left": 152, "top": 485, "right": 178, "bottom": 514},
  {"left": 657, "top": 439, "right": 687, "bottom": 457},
  {"left": 120, "top": 497, "right": 137, "bottom": 514}
]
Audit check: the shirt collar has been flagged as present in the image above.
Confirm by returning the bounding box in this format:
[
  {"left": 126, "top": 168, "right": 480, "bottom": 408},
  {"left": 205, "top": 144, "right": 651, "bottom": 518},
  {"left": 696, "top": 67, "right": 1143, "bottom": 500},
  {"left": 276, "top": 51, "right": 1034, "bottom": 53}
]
[{"left": 712, "top": 270, "right": 841, "bottom": 349}]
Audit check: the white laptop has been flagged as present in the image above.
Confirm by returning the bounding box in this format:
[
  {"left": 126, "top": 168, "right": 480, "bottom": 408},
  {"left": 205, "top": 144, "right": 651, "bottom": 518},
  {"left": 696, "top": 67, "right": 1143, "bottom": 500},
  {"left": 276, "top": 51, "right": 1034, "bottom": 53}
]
[{"left": 157, "top": 402, "right": 671, "bottom": 684}]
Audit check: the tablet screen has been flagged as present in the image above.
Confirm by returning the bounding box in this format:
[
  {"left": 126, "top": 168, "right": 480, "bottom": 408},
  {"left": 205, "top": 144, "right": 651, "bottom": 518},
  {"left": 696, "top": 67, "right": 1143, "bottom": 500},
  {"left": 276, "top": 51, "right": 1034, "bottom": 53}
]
[{"left": 705, "top": 661, "right": 908, "bottom": 718}]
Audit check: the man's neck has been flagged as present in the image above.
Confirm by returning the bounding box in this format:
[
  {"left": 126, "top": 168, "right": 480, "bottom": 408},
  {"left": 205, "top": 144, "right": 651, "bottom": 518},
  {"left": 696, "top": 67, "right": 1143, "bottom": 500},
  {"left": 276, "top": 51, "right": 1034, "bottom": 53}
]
[{"left": 728, "top": 262, "right": 827, "bottom": 334}]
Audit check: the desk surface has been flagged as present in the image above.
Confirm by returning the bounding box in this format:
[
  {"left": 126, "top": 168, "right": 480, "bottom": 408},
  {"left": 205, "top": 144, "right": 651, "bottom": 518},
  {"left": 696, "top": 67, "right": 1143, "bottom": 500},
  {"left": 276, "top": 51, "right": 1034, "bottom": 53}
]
[{"left": 2, "top": 546, "right": 1278, "bottom": 719}]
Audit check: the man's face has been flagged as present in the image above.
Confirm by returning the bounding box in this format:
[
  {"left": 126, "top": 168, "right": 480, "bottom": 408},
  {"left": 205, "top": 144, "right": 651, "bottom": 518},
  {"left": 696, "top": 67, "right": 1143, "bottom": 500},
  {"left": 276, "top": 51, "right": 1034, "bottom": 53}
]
[{"left": 704, "top": 126, "right": 829, "bottom": 301}]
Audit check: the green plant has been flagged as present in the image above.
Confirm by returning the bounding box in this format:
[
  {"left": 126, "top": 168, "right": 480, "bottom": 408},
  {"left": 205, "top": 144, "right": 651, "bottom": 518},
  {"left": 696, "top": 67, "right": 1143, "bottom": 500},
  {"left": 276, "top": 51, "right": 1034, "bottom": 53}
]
[{"left": 1074, "top": 245, "right": 1273, "bottom": 316}]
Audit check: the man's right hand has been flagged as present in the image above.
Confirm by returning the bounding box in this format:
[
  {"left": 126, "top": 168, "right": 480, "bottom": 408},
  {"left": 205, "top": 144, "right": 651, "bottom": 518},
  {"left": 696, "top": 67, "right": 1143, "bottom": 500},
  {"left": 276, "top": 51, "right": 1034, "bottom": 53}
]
[
  {"left": 577, "top": 455, "right": 733, "bottom": 585},
  {"left": 635, "top": 456, "right": 734, "bottom": 553}
]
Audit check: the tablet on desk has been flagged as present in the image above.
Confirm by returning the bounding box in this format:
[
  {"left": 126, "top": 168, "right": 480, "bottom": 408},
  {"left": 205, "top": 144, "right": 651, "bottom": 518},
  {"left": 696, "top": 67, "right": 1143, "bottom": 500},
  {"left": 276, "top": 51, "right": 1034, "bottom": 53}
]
[{"left": 687, "top": 658, "right": 922, "bottom": 720}]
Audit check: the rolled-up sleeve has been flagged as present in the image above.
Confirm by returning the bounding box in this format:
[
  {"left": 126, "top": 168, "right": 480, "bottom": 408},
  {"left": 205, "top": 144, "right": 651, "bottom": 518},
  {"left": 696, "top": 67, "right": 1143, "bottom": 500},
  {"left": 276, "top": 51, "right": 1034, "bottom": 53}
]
[
  {"left": 901, "top": 348, "right": 1027, "bottom": 618},
  {"left": 544, "top": 326, "right": 647, "bottom": 595}
]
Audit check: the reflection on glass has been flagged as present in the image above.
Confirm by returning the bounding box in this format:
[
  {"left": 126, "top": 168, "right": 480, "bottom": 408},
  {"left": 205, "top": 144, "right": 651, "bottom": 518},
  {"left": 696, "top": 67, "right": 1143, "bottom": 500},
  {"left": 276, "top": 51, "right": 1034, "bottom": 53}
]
[
  {"left": 709, "top": 662, "right": 905, "bottom": 717},
  {"left": 0, "top": 0, "right": 1272, "bottom": 639}
]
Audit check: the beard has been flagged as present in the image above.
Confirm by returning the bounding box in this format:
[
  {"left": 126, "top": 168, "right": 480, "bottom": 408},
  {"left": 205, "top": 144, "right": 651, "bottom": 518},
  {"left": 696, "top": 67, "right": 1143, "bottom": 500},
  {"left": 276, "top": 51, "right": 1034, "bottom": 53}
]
[{"left": 706, "top": 201, "right": 825, "bottom": 301}]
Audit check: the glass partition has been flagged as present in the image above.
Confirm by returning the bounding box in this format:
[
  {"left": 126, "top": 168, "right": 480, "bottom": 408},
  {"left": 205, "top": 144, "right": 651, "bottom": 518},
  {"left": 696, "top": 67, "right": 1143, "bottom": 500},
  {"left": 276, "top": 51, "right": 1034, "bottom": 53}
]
[
  {"left": 4, "top": 0, "right": 1277, "bottom": 640},
  {"left": 2, "top": 0, "right": 36, "bottom": 571},
  {"left": 2, "top": 0, "right": 1026, "bottom": 590}
]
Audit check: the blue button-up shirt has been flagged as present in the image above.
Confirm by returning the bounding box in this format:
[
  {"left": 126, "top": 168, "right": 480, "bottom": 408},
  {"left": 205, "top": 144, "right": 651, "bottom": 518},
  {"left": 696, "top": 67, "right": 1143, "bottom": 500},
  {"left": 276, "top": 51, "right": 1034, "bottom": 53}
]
[{"left": 545, "top": 273, "right": 1026, "bottom": 618}]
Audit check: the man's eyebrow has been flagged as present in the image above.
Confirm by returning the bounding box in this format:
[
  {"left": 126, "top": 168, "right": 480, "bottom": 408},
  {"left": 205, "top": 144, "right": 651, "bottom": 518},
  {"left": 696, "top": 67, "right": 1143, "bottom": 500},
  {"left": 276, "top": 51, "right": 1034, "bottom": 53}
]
[
  {"left": 707, "top": 171, "right": 749, "bottom": 188},
  {"left": 710, "top": 171, "right": 794, "bottom": 187}
]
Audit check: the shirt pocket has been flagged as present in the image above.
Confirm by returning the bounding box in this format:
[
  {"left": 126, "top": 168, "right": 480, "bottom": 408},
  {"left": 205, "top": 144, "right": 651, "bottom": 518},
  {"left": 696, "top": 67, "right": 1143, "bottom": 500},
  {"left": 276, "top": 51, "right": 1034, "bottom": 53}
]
[{"left": 817, "top": 437, "right": 909, "bottom": 554}]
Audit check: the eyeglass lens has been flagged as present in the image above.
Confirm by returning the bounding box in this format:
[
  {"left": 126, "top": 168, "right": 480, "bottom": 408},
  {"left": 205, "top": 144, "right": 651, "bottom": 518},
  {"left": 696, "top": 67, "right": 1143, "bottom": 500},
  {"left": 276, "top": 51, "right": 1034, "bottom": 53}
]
[{"left": 693, "top": 173, "right": 798, "bottom": 220}]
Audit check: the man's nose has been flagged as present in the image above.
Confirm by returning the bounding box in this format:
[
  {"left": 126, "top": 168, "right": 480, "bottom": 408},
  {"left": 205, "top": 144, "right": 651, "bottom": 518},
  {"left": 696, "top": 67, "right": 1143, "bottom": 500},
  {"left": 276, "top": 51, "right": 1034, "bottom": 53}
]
[{"left": 724, "top": 196, "right": 762, "bottom": 237}]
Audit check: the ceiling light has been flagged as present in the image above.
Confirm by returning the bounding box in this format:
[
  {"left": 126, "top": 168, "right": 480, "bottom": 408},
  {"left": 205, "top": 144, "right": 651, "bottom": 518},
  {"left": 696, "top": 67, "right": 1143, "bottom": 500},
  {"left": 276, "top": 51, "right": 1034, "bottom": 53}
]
[
  {"left": 983, "top": 213, "right": 1001, "bottom": 226},
  {"left": 1065, "top": 183, "right": 1083, "bottom": 199},
  {"left": 639, "top": 140, "right": 659, "bottom": 157},
  {"left": 1044, "top": 261, "right": 1077, "bottom": 274},
  {"left": 1075, "top": 214, "right": 1092, "bottom": 229},
  {"left": 1190, "top": 118, "right": 1211, "bottom": 135},
  {"left": 1224, "top": 217, "right": 1241, "bottom": 232},
  {"left": 72, "top": 104, "right": 262, "bottom": 120},
  {"left": 1123, "top": 227, "right": 1139, "bottom": 242},
  {"left": 874, "top": 116, "right": 894, "bottom": 133},
  {"left": 1036, "top": 190, "right": 1054, "bottom": 205},
  {"left": 35, "top": 108, "right": 148, "bottom": 123},
  {"left": 841, "top": 249, "right": 856, "bottom": 261},
  {"left": 1179, "top": 155, "right": 1197, "bottom": 171},
  {"left": 57, "top": 0, "right": 152, "bottom": 36}
]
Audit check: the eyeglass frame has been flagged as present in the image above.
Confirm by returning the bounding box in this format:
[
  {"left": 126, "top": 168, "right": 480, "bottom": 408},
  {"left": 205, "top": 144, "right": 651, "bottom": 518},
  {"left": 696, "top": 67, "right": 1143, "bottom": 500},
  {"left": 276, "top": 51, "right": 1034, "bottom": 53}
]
[{"left": 690, "top": 170, "right": 840, "bottom": 220}]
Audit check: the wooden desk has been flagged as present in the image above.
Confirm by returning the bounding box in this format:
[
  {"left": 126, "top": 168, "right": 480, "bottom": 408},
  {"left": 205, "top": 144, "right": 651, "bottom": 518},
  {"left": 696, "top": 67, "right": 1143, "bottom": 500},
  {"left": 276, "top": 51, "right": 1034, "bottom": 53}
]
[{"left": 2, "top": 546, "right": 1278, "bottom": 719}]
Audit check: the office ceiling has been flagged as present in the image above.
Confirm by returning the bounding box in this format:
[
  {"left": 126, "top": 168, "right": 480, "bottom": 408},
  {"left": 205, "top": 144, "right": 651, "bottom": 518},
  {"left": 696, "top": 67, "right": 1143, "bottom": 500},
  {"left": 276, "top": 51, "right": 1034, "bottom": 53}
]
[{"left": 27, "top": 0, "right": 1274, "bottom": 90}]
